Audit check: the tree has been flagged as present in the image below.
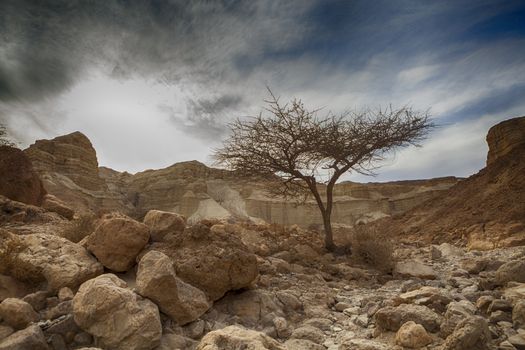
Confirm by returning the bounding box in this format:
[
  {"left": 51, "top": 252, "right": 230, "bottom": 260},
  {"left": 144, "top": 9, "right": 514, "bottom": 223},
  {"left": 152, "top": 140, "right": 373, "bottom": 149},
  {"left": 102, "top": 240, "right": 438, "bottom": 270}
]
[
  {"left": 0, "top": 124, "right": 16, "bottom": 147},
  {"left": 214, "top": 90, "right": 433, "bottom": 251}
]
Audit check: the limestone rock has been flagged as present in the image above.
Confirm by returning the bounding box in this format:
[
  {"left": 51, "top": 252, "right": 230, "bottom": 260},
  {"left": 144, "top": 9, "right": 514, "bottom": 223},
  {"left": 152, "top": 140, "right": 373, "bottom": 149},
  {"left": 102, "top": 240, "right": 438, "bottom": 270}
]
[
  {"left": 290, "top": 325, "right": 325, "bottom": 344},
  {"left": 0, "top": 275, "right": 36, "bottom": 302},
  {"left": 496, "top": 260, "right": 525, "bottom": 285},
  {"left": 486, "top": 116, "right": 525, "bottom": 165},
  {"left": 196, "top": 325, "right": 285, "bottom": 350},
  {"left": 86, "top": 213, "right": 149, "bottom": 272},
  {"left": 339, "top": 338, "right": 390, "bottom": 350},
  {"left": 394, "top": 260, "right": 437, "bottom": 280},
  {"left": 41, "top": 194, "right": 74, "bottom": 220},
  {"left": 0, "top": 298, "right": 38, "bottom": 330},
  {"left": 0, "top": 324, "right": 49, "bottom": 350},
  {"left": 442, "top": 316, "right": 492, "bottom": 350},
  {"left": 504, "top": 283, "right": 525, "bottom": 306},
  {"left": 440, "top": 300, "right": 477, "bottom": 337},
  {"left": 0, "top": 145, "right": 45, "bottom": 206},
  {"left": 284, "top": 338, "right": 325, "bottom": 350},
  {"left": 513, "top": 300, "right": 525, "bottom": 329},
  {"left": 395, "top": 321, "right": 432, "bottom": 348},
  {"left": 0, "top": 231, "right": 103, "bottom": 291},
  {"left": 72, "top": 274, "right": 162, "bottom": 350},
  {"left": 143, "top": 210, "right": 186, "bottom": 241},
  {"left": 145, "top": 222, "right": 258, "bottom": 301},
  {"left": 375, "top": 304, "right": 442, "bottom": 332},
  {"left": 136, "top": 250, "right": 210, "bottom": 325}
]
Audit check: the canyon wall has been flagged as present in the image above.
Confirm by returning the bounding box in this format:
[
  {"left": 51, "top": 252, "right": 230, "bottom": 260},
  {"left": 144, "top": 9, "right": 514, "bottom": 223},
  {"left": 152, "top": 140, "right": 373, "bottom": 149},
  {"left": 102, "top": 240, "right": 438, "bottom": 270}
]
[{"left": 24, "top": 132, "right": 459, "bottom": 227}]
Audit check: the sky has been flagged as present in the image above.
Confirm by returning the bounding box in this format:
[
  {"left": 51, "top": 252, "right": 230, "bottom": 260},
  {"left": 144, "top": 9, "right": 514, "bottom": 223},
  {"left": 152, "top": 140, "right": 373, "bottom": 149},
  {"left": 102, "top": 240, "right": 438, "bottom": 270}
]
[{"left": 1, "top": 0, "right": 525, "bottom": 182}]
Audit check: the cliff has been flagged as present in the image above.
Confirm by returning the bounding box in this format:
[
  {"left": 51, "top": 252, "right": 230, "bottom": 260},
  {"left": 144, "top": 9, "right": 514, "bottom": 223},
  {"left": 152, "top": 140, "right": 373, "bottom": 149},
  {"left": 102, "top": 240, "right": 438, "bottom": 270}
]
[{"left": 24, "top": 132, "right": 459, "bottom": 227}]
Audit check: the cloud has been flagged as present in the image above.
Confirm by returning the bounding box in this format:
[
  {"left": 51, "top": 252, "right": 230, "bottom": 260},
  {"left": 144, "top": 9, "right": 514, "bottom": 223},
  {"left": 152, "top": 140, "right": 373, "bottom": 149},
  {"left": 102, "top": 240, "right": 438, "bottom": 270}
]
[{"left": 0, "top": 0, "right": 524, "bottom": 180}]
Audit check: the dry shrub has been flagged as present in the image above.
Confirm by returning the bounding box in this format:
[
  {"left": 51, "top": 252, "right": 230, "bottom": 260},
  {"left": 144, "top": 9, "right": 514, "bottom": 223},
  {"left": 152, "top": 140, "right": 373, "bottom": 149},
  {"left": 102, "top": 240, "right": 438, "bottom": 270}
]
[
  {"left": 0, "top": 231, "right": 41, "bottom": 283},
  {"left": 351, "top": 225, "right": 394, "bottom": 273},
  {"left": 61, "top": 214, "right": 96, "bottom": 243}
]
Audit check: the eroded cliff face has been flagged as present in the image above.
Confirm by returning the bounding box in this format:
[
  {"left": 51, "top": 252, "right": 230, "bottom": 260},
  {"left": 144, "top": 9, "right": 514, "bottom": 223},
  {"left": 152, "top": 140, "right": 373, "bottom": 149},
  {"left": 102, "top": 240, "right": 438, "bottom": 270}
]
[
  {"left": 486, "top": 116, "right": 525, "bottom": 165},
  {"left": 24, "top": 132, "right": 458, "bottom": 227}
]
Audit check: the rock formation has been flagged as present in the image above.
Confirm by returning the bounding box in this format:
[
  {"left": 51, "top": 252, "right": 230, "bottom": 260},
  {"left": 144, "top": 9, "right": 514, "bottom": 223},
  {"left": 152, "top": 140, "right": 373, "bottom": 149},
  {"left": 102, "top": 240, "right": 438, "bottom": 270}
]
[
  {"left": 0, "top": 145, "right": 45, "bottom": 206},
  {"left": 24, "top": 132, "right": 458, "bottom": 228}
]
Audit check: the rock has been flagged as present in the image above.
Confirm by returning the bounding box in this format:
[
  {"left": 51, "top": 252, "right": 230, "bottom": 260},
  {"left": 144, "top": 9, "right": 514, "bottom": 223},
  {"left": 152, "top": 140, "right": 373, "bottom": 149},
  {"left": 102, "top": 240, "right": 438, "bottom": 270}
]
[
  {"left": 339, "top": 338, "right": 390, "bottom": 350},
  {"left": 22, "top": 291, "right": 49, "bottom": 312},
  {"left": 41, "top": 300, "right": 72, "bottom": 320},
  {"left": 214, "top": 289, "right": 285, "bottom": 328},
  {"left": 0, "top": 325, "right": 13, "bottom": 340},
  {"left": 488, "top": 299, "right": 513, "bottom": 313},
  {"left": 157, "top": 333, "right": 196, "bottom": 350},
  {"left": 375, "top": 304, "right": 442, "bottom": 332},
  {"left": 143, "top": 210, "right": 186, "bottom": 241},
  {"left": 395, "top": 286, "right": 453, "bottom": 312},
  {"left": 0, "top": 145, "right": 46, "bottom": 206},
  {"left": 504, "top": 283, "right": 525, "bottom": 306},
  {"left": 285, "top": 338, "right": 325, "bottom": 350},
  {"left": 196, "top": 325, "right": 285, "bottom": 350},
  {"left": 0, "top": 298, "right": 38, "bottom": 330},
  {"left": 290, "top": 325, "right": 325, "bottom": 344},
  {"left": 0, "top": 231, "right": 103, "bottom": 292},
  {"left": 395, "top": 321, "right": 433, "bottom": 348},
  {"left": 41, "top": 195, "right": 74, "bottom": 220},
  {"left": 86, "top": 213, "right": 150, "bottom": 272},
  {"left": 57, "top": 287, "right": 74, "bottom": 302},
  {"left": 437, "top": 243, "right": 464, "bottom": 258},
  {"left": 43, "top": 314, "right": 80, "bottom": 336},
  {"left": 144, "top": 222, "right": 258, "bottom": 301},
  {"left": 507, "top": 334, "right": 525, "bottom": 350},
  {"left": 0, "top": 324, "right": 49, "bottom": 350},
  {"left": 461, "top": 257, "right": 488, "bottom": 274},
  {"left": 496, "top": 261, "right": 525, "bottom": 285},
  {"left": 136, "top": 250, "right": 211, "bottom": 325},
  {"left": 440, "top": 300, "right": 477, "bottom": 337},
  {"left": 0, "top": 275, "right": 36, "bottom": 302},
  {"left": 490, "top": 310, "right": 512, "bottom": 323},
  {"left": 442, "top": 316, "right": 492, "bottom": 350},
  {"left": 72, "top": 274, "right": 162, "bottom": 350},
  {"left": 513, "top": 300, "right": 525, "bottom": 329},
  {"left": 394, "top": 261, "right": 437, "bottom": 280},
  {"left": 486, "top": 116, "right": 525, "bottom": 165}
]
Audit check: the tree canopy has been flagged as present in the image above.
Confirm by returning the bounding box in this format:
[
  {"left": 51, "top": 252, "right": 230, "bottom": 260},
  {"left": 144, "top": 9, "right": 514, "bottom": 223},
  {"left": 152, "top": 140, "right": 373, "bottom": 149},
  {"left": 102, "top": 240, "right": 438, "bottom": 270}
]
[{"left": 214, "top": 90, "right": 433, "bottom": 250}]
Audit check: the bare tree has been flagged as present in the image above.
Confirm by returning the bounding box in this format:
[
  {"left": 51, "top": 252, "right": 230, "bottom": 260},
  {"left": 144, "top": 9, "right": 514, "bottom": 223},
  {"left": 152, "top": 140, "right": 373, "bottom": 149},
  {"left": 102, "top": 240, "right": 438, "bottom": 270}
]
[
  {"left": 214, "top": 90, "right": 433, "bottom": 251},
  {"left": 0, "top": 124, "right": 15, "bottom": 147}
]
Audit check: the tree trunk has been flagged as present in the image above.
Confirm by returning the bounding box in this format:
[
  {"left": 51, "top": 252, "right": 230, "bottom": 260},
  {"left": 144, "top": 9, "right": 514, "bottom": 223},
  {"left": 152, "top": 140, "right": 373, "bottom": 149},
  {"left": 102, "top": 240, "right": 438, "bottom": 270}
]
[{"left": 322, "top": 212, "right": 335, "bottom": 251}]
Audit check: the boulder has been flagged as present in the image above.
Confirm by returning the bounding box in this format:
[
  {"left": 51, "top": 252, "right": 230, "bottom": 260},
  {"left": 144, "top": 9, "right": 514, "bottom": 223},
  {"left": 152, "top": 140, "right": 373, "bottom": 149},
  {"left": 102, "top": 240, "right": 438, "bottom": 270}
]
[
  {"left": 0, "top": 325, "right": 48, "bottom": 350},
  {"left": 196, "top": 325, "right": 285, "bottom": 350},
  {"left": 486, "top": 116, "right": 525, "bottom": 165},
  {"left": 0, "top": 145, "right": 45, "bottom": 206},
  {"left": 72, "top": 274, "right": 162, "bottom": 350},
  {"left": 375, "top": 304, "right": 442, "bottom": 332},
  {"left": 394, "top": 260, "right": 437, "bottom": 280},
  {"left": 284, "top": 339, "right": 325, "bottom": 350},
  {"left": 136, "top": 251, "right": 210, "bottom": 325},
  {"left": 440, "top": 300, "right": 477, "bottom": 337},
  {"left": 0, "top": 231, "right": 103, "bottom": 292},
  {"left": 144, "top": 222, "right": 258, "bottom": 301},
  {"left": 442, "top": 316, "right": 492, "bottom": 350},
  {"left": 0, "top": 298, "right": 38, "bottom": 330},
  {"left": 143, "top": 210, "right": 186, "bottom": 241},
  {"left": 41, "top": 194, "right": 74, "bottom": 220},
  {"left": 395, "top": 321, "right": 433, "bottom": 348},
  {"left": 339, "top": 338, "right": 389, "bottom": 350},
  {"left": 290, "top": 325, "right": 325, "bottom": 344},
  {"left": 504, "top": 283, "right": 525, "bottom": 305},
  {"left": 513, "top": 300, "right": 525, "bottom": 329},
  {"left": 86, "top": 213, "right": 150, "bottom": 272},
  {"left": 496, "top": 260, "right": 525, "bottom": 285}
]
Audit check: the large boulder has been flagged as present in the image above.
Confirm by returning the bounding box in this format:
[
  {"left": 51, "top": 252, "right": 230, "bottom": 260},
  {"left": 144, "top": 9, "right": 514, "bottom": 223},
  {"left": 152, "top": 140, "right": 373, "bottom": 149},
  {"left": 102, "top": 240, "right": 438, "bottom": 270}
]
[
  {"left": 143, "top": 210, "right": 186, "bottom": 241},
  {"left": 72, "top": 274, "right": 162, "bottom": 350},
  {"left": 41, "top": 194, "right": 74, "bottom": 220},
  {"left": 0, "top": 298, "right": 38, "bottom": 330},
  {"left": 440, "top": 300, "right": 477, "bottom": 337},
  {"left": 0, "top": 145, "right": 45, "bottom": 206},
  {"left": 442, "top": 316, "right": 492, "bottom": 350},
  {"left": 374, "top": 304, "right": 442, "bottom": 332},
  {"left": 196, "top": 325, "right": 285, "bottom": 350},
  {"left": 0, "top": 230, "right": 103, "bottom": 292},
  {"left": 395, "top": 321, "right": 433, "bottom": 348},
  {"left": 136, "top": 251, "right": 210, "bottom": 325},
  {"left": 144, "top": 222, "right": 258, "bottom": 301},
  {"left": 496, "top": 260, "right": 525, "bottom": 285},
  {"left": 86, "top": 213, "right": 150, "bottom": 272},
  {"left": 0, "top": 324, "right": 48, "bottom": 350}
]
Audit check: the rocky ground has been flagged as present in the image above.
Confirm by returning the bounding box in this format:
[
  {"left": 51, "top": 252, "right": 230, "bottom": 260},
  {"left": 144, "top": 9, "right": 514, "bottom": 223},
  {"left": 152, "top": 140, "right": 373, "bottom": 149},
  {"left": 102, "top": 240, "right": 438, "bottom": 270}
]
[{"left": 0, "top": 197, "right": 525, "bottom": 350}]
